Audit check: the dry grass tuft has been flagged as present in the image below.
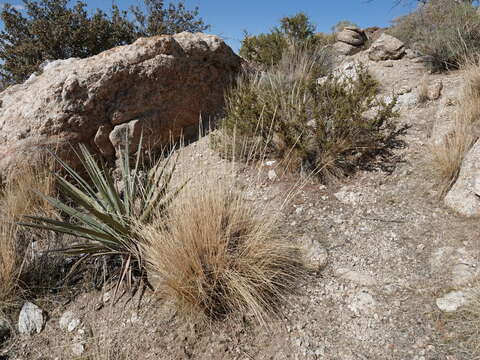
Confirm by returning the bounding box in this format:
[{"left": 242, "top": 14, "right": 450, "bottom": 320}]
[
  {"left": 139, "top": 173, "right": 306, "bottom": 324},
  {"left": 430, "top": 58, "right": 480, "bottom": 196},
  {"left": 0, "top": 157, "right": 56, "bottom": 308},
  {"left": 418, "top": 75, "right": 430, "bottom": 104}
]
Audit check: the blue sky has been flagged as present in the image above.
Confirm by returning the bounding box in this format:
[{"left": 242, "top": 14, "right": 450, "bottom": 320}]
[{"left": 3, "top": 0, "right": 416, "bottom": 51}]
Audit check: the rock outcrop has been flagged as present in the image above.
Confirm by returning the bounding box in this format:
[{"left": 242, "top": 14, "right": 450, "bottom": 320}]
[
  {"left": 368, "top": 33, "right": 406, "bottom": 61},
  {"left": 333, "top": 27, "right": 367, "bottom": 56},
  {"left": 0, "top": 32, "right": 242, "bottom": 180},
  {"left": 336, "top": 27, "right": 367, "bottom": 47}
]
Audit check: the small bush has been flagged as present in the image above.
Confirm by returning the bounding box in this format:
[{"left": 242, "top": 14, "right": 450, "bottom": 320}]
[
  {"left": 430, "top": 58, "right": 480, "bottom": 195},
  {"left": 218, "top": 46, "right": 399, "bottom": 180},
  {"left": 139, "top": 173, "right": 306, "bottom": 323},
  {"left": 389, "top": 0, "right": 480, "bottom": 72},
  {"left": 239, "top": 12, "right": 326, "bottom": 68}
]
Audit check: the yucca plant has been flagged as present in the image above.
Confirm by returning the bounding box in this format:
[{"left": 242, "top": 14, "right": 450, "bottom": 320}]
[{"left": 19, "top": 136, "right": 184, "bottom": 292}]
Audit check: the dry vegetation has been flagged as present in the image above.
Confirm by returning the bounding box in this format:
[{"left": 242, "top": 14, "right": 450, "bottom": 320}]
[
  {"left": 417, "top": 75, "right": 430, "bottom": 104},
  {"left": 140, "top": 171, "right": 306, "bottom": 323},
  {"left": 430, "top": 58, "right": 480, "bottom": 196},
  {"left": 216, "top": 45, "right": 400, "bottom": 180},
  {"left": 389, "top": 0, "right": 480, "bottom": 72},
  {"left": 0, "top": 157, "right": 56, "bottom": 309}
]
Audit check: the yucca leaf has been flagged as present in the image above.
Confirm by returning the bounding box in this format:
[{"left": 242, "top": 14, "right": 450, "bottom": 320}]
[
  {"left": 46, "top": 148, "right": 97, "bottom": 199},
  {"left": 21, "top": 216, "right": 120, "bottom": 244},
  {"left": 32, "top": 191, "right": 123, "bottom": 238}
]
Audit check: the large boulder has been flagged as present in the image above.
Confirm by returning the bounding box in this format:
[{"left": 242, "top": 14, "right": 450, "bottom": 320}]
[
  {"left": 336, "top": 27, "right": 367, "bottom": 47},
  {"left": 332, "top": 42, "right": 362, "bottom": 56},
  {"left": 0, "top": 32, "right": 242, "bottom": 180},
  {"left": 368, "top": 33, "right": 406, "bottom": 61},
  {"left": 445, "top": 140, "right": 480, "bottom": 217}
]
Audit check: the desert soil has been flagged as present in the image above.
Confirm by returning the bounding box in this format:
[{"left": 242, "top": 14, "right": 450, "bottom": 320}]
[{"left": 4, "top": 54, "right": 480, "bottom": 360}]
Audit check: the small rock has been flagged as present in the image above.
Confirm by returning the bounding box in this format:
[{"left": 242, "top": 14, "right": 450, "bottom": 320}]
[
  {"left": 436, "top": 291, "right": 471, "bottom": 312},
  {"left": 349, "top": 291, "right": 377, "bottom": 315},
  {"left": 383, "top": 61, "right": 394, "bottom": 68},
  {"left": 299, "top": 235, "right": 328, "bottom": 270},
  {"left": 397, "top": 86, "right": 412, "bottom": 95},
  {"left": 267, "top": 169, "right": 277, "bottom": 181},
  {"left": 18, "top": 302, "right": 45, "bottom": 335},
  {"left": 59, "top": 311, "right": 81, "bottom": 332},
  {"left": 334, "top": 189, "right": 359, "bottom": 205},
  {"left": 0, "top": 317, "right": 10, "bottom": 343},
  {"left": 452, "top": 264, "right": 478, "bottom": 286},
  {"left": 427, "top": 81, "right": 443, "bottom": 100},
  {"left": 405, "top": 48, "right": 422, "bottom": 59},
  {"left": 71, "top": 341, "right": 85, "bottom": 356},
  {"left": 336, "top": 268, "right": 377, "bottom": 286}
]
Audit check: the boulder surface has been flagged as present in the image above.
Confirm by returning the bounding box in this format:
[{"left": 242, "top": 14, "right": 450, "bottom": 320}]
[
  {"left": 368, "top": 33, "right": 406, "bottom": 61},
  {"left": 0, "top": 32, "right": 242, "bottom": 179},
  {"left": 445, "top": 139, "right": 480, "bottom": 216}
]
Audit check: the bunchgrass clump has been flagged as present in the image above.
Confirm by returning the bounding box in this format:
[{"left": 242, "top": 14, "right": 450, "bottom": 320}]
[
  {"left": 217, "top": 46, "right": 399, "bottom": 180},
  {"left": 139, "top": 174, "right": 306, "bottom": 324}
]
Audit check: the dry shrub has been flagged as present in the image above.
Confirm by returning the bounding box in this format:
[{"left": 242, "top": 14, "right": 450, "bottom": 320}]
[
  {"left": 430, "top": 58, "right": 480, "bottom": 196},
  {"left": 0, "top": 157, "right": 56, "bottom": 308},
  {"left": 139, "top": 173, "right": 306, "bottom": 324}
]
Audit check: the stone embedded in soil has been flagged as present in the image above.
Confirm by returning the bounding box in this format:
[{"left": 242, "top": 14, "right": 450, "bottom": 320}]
[
  {"left": 452, "top": 264, "right": 478, "bottom": 287},
  {"left": 427, "top": 81, "right": 443, "bottom": 100},
  {"left": 18, "top": 302, "right": 45, "bottom": 335},
  {"left": 59, "top": 311, "right": 81, "bottom": 332},
  {"left": 299, "top": 235, "right": 328, "bottom": 270},
  {"left": 436, "top": 291, "right": 472, "bottom": 312},
  {"left": 349, "top": 291, "right": 377, "bottom": 315},
  {"left": 336, "top": 268, "right": 377, "bottom": 287},
  {"left": 334, "top": 189, "right": 360, "bottom": 205},
  {"left": 71, "top": 338, "right": 85, "bottom": 356},
  {"left": 268, "top": 169, "right": 277, "bottom": 181}
]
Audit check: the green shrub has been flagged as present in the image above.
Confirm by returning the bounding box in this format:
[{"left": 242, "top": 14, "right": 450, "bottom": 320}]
[
  {"left": 239, "top": 12, "right": 324, "bottom": 68},
  {"left": 217, "top": 47, "right": 400, "bottom": 180},
  {"left": 0, "top": 0, "right": 209, "bottom": 84},
  {"left": 19, "top": 137, "right": 184, "bottom": 292},
  {"left": 389, "top": 0, "right": 480, "bottom": 72}
]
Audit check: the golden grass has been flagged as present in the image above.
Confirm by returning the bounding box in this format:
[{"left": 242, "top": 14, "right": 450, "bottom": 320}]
[
  {"left": 430, "top": 58, "right": 480, "bottom": 196},
  {"left": 0, "top": 157, "right": 56, "bottom": 308},
  {"left": 139, "top": 172, "right": 306, "bottom": 324}
]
